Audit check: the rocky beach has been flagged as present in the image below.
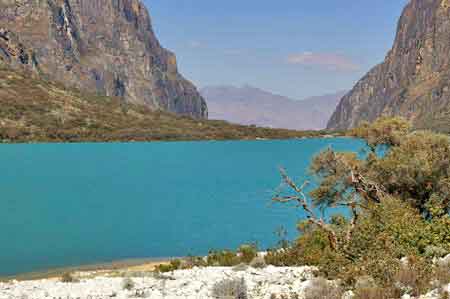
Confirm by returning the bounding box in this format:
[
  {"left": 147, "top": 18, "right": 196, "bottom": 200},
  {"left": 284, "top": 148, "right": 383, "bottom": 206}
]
[
  {"left": 0, "top": 265, "right": 317, "bottom": 299},
  {"left": 1, "top": 260, "right": 449, "bottom": 299}
]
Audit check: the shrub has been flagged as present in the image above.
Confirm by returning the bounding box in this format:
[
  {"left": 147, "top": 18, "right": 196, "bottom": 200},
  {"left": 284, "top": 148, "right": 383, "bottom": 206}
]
[
  {"left": 183, "top": 255, "right": 207, "bottom": 268},
  {"left": 249, "top": 256, "right": 266, "bottom": 268},
  {"left": 270, "top": 117, "right": 450, "bottom": 296},
  {"left": 264, "top": 248, "right": 300, "bottom": 267},
  {"left": 424, "top": 246, "right": 448, "bottom": 258},
  {"left": 170, "top": 259, "right": 182, "bottom": 270},
  {"left": 207, "top": 250, "right": 240, "bottom": 267},
  {"left": 303, "top": 277, "right": 343, "bottom": 299},
  {"left": 211, "top": 277, "right": 248, "bottom": 299},
  {"left": 60, "top": 272, "right": 75, "bottom": 283},
  {"left": 122, "top": 277, "right": 135, "bottom": 290},
  {"left": 392, "top": 256, "right": 431, "bottom": 296},
  {"left": 432, "top": 260, "right": 450, "bottom": 289},
  {"left": 237, "top": 244, "right": 257, "bottom": 264},
  {"left": 353, "top": 286, "right": 399, "bottom": 299},
  {"left": 155, "top": 263, "right": 175, "bottom": 273}
]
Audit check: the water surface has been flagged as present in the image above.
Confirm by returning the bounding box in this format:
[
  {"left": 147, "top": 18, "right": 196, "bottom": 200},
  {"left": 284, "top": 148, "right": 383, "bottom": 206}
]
[{"left": 0, "top": 138, "right": 364, "bottom": 276}]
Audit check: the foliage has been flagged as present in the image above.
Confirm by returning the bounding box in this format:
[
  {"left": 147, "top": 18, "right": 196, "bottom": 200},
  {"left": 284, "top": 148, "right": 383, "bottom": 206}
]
[
  {"left": 393, "top": 256, "right": 432, "bottom": 296},
  {"left": 349, "top": 116, "right": 411, "bottom": 150},
  {"left": 309, "top": 149, "right": 362, "bottom": 209},
  {"left": 154, "top": 259, "right": 185, "bottom": 273},
  {"left": 237, "top": 244, "right": 257, "bottom": 264},
  {"left": 155, "top": 246, "right": 261, "bottom": 273},
  {"left": 154, "top": 263, "right": 175, "bottom": 273},
  {"left": 207, "top": 250, "right": 241, "bottom": 267},
  {"left": 60, "top": 272, "right": 76, "bottom": 283},
  {"left": 183, "top": 255, "right": 208, "bottom": 268},
  {"left": 432, "top": 258, "right": 450, "bottom": 289},
  {"left": 368, "top": 131, "right": 450, "bottom": 217},
  {"left": 271, "top": 117, "right": 450, "bottom": 295}
]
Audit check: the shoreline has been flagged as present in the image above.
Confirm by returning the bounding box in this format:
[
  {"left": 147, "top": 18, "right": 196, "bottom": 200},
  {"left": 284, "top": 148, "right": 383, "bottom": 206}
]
[
  {"left": 0, "top": 257, "right": 173, "bottom": 282},
  {"left": 0, "top": 134, "right": 347, "bottom": 145}
]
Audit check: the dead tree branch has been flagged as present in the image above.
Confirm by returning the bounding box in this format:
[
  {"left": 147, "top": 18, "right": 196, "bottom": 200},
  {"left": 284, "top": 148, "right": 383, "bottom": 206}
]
[{"left": 273, "top": 167, "right": 339, "bottom": 251}]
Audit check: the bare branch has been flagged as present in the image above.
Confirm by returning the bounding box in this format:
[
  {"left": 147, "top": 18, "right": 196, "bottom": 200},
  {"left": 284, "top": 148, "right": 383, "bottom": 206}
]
[{"left": 273, "top": 167, "right": 338, "bottom": 251}]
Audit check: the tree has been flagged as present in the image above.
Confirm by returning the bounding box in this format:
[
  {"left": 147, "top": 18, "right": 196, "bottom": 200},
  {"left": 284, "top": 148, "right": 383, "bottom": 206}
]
[
  {"left": 273, "top": 117, "right": 449, "bottom": 251},
  {"left": 271, "top": 117, "right": 450, "bottom": 289}
]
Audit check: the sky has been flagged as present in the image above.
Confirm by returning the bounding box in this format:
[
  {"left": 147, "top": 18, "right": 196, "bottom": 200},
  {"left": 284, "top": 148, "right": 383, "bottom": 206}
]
[{"left": 144, "top": 0, "right": 409, "bottom": 100}]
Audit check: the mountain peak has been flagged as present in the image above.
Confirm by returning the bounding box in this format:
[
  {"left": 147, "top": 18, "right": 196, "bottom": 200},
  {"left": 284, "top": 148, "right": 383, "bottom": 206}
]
[
  {"left": 0, "top": 0, "right": 207, "bottom": 118},
  {"left": 328, "top": 0, "right": 450, "bottom": 131},
  {"left": 202, "top": 85, "right": 345, "bottom": 130}
]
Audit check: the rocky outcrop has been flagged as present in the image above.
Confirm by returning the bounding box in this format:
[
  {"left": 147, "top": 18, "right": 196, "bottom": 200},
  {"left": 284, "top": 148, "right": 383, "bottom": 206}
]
[
  {"left": 328, "top": 0, "right": 450, "bottom": 131},
  {"left": 0, "top": 0, "right": 207, "bottom": 118}
]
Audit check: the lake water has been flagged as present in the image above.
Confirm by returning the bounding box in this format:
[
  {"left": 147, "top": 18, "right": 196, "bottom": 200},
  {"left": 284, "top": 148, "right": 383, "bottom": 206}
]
[{"left": 0, "top": 138, "right": 364, "bottom": 276}]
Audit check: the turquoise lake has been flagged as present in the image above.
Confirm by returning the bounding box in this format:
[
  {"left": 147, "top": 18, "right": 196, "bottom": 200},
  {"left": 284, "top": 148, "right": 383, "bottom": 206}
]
[{"left": 0, "top": 138, "right": 364, "bottom": 276}]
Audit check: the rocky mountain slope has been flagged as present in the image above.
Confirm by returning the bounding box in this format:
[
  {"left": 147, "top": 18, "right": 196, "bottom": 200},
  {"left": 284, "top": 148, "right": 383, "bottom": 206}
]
[
  {"left": 0, "top": 0, "right": 207, "bottom": 118},
  {"left": 328, "top": 0, "right": 450, "bottom": 132},
  {"left": 0, "top": 66, "right": 324, "bottom": 143},
  {"left": 202, "top": 85, "right": 345, "bottom": 130}
]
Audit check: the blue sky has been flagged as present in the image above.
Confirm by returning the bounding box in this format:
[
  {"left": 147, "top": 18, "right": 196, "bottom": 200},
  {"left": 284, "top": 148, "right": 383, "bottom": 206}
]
[{"left": 144, "top": 0, "right": 409, "bottom": 100}]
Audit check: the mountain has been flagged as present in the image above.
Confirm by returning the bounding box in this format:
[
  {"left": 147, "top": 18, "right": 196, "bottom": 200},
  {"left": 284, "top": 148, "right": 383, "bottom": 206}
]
[
  {"left": 328, "top": 0, "right": 450, "bottom": 132},
  {"left": 201, "top": 85, "right": 345, "bottom": 130},
  {"left": 0, "top": 0, "right": 207, "bottom": 118},
  {"left": 0, "top": 65, "right": 327, "bottom": 142}
]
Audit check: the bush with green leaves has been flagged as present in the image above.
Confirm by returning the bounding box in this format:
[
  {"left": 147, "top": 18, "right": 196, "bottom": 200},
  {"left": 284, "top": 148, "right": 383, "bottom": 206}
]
[
  {"left": 237, "top": 244, "right": 257, "bottom": 264},
  {"left": 207, "top": 250, "right": 241, "bottom": 267},
  {"left": 271, "top": 117, "right": 450, "bottom": 293}
]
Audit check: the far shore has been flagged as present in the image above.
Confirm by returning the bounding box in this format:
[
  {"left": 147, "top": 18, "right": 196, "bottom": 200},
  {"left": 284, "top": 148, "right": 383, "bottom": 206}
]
[{"left": 0, "top": 257, "right": 174, "bottom": 282}]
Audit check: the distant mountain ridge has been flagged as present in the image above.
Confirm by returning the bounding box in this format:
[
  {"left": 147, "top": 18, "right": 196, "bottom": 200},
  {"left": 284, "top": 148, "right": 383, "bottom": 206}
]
[
  {"left": 0, "top": 0, "right": 207, "bottom": 118},
  {"left": 202, "top": 85, "right": 345, "bottom": 130},
  {"left": 328, "top": 0, "right": 450, "bottom": 132}
]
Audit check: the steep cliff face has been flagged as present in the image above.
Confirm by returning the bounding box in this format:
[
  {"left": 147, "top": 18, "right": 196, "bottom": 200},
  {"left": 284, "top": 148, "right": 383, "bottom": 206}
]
[
  {"left": 0, "top": 0, "right": 207, "bottom": 118},
  {"left": 328, "top": 0, "right": 450, "bottom": 131}
]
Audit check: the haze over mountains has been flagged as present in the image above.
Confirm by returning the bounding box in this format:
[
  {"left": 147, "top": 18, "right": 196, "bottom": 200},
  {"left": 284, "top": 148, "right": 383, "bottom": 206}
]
[{"left": 202, "top": 85, "right": 345, "bottom": 130}]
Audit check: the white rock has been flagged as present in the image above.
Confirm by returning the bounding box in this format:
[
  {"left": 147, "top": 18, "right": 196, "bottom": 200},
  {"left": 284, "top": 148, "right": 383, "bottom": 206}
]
[
  {"left": 342, "top": 290, "right": 354, "bottom": 299},
  {"left": 0, "top": 266, "right": 317, "bottom": 299},
  {"left": 437, "top": 254, "right": 450, "bottom": 267}
]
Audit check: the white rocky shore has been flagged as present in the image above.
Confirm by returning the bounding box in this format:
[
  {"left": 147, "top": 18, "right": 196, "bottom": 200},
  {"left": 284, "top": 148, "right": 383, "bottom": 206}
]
[
  {"left": 0, "top": 266, "right": 317, "bottom": 299},
  {"left": 0, "top": 265, "right": 448, "bottom": 299}
]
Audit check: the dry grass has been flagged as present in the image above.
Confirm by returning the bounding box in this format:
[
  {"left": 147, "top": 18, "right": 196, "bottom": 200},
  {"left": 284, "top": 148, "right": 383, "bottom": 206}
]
[
  {"left": 303, "top": 277, "right": 343, "bottom": 299},
  {"left": 353, "top": 287, "right": 399, "bottom": 299},
  {"left": 211, "top": 277, "right": 248, "bottom": 299}
]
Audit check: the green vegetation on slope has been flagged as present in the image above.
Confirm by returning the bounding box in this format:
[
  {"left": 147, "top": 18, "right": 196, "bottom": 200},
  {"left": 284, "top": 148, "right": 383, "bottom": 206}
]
[
  {"left": 0, "top": 66, "right": 329, "bottom": 143},
  {"left": 268, "top": 117, "right": 450, "bottom": 298}
]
